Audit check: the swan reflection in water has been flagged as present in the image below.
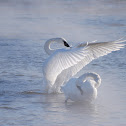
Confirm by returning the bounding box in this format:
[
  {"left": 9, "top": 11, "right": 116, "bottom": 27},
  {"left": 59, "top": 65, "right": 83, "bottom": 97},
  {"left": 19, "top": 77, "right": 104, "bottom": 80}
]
[{"left": 42, "top": 37, "right": 125, "bottom": 102}]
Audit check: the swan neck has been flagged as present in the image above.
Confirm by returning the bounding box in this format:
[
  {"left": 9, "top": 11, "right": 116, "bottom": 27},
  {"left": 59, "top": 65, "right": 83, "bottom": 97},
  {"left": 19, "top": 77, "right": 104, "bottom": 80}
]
[
  {"left": 44, "top": 39, "right": 55, "bottom": 55},
  {"left": 78, "top": 72, "right": 101, "bottom": 88}
]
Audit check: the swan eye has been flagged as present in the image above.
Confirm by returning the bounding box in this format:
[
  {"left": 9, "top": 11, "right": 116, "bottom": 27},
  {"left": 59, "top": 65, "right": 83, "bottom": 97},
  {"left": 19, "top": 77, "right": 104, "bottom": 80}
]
[{"left": 63, "top": 40, "right": 70, "bottom": 47}]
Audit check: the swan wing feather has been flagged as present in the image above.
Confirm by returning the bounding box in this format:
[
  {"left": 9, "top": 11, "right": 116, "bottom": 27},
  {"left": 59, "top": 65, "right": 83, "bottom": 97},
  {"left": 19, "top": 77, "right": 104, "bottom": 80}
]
[
  {"left": 43, "top": 45, "right": 88, "bottom": 85},
  {"left": 52, "top": 39, "right": 125, "bottom": 92}
]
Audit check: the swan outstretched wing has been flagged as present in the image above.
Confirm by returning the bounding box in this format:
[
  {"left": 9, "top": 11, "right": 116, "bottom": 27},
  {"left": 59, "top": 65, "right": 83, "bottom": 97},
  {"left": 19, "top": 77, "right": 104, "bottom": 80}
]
[
  {"left": 52, "top": 39, "right": 125, "bottom": 92},
  {"left": 43, "top": 44, "right": 88, "bottom": 84}
]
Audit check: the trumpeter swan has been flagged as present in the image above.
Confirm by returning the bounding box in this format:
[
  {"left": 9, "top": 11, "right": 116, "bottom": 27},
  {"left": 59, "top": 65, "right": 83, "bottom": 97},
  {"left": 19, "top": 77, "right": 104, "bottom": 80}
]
[{"left": 61, "top": 72, "right": 101, "bottom": 102}]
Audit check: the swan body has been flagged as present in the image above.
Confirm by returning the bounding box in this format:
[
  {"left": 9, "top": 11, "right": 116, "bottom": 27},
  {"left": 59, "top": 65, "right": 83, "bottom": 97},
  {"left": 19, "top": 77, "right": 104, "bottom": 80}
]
[
  {"left": 42, "top": 37, "right": 125, "bottom": 93},
  {"left": 61, "top": 72, "right": 101, "bottom": 102}
]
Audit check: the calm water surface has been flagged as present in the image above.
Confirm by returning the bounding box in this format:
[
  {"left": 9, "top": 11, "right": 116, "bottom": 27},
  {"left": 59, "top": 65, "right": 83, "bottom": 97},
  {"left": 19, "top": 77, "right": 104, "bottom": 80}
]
[{"left": 0, "top": 0, "right": 126, "bottom": 126}]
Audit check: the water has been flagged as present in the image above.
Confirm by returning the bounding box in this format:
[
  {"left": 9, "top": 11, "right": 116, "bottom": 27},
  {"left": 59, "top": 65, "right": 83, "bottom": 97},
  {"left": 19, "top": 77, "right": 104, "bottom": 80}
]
[{"left": 0, "top": 0, "right": 126, "bottom": 126}]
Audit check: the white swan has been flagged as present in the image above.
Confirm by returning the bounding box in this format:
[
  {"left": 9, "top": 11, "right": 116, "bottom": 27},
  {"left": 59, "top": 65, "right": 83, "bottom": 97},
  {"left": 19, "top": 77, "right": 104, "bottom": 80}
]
[
  {"left": 42, "top": 37, "right": 125, "bottom": 93},
  {"left": 61, "top": 72, "right": 101, "bottom": 102}
]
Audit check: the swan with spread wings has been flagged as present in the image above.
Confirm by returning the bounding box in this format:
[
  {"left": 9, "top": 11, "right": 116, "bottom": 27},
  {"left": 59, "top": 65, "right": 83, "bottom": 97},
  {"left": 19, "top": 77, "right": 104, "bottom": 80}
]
[{"left": 42, "top": 38, "right": 125, "bottom": 93}]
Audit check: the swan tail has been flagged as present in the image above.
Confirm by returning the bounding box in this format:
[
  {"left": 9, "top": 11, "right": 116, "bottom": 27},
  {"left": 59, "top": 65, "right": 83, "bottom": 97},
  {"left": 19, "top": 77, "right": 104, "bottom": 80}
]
[{"left": 78, "top": 72, "right": 101, "bottom": 88}]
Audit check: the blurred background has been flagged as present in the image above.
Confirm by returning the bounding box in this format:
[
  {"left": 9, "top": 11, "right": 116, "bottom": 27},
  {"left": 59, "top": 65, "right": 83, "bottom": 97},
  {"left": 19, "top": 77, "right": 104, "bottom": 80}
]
[{"left": 0, "top": 0, "right": 126, "bottom": 41}]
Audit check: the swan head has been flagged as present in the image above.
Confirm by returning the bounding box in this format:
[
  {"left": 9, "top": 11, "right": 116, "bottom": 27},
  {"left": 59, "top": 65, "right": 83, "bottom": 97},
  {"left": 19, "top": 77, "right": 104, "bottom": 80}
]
[
  {"left": 44, "top": 37, "right": 71, "bottom": 55},
  {"left": 53, "top": 37, "right": 70, "bottom": 47}
]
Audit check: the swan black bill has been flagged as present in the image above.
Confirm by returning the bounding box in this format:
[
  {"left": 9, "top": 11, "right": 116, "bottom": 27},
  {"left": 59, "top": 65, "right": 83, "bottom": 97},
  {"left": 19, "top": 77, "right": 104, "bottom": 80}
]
[
  {"left": 63, "top": 40, "right": 70, "bottom": 47},
  {"left": 77, "top": 85, "right": 83, "bottom": 95}
]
